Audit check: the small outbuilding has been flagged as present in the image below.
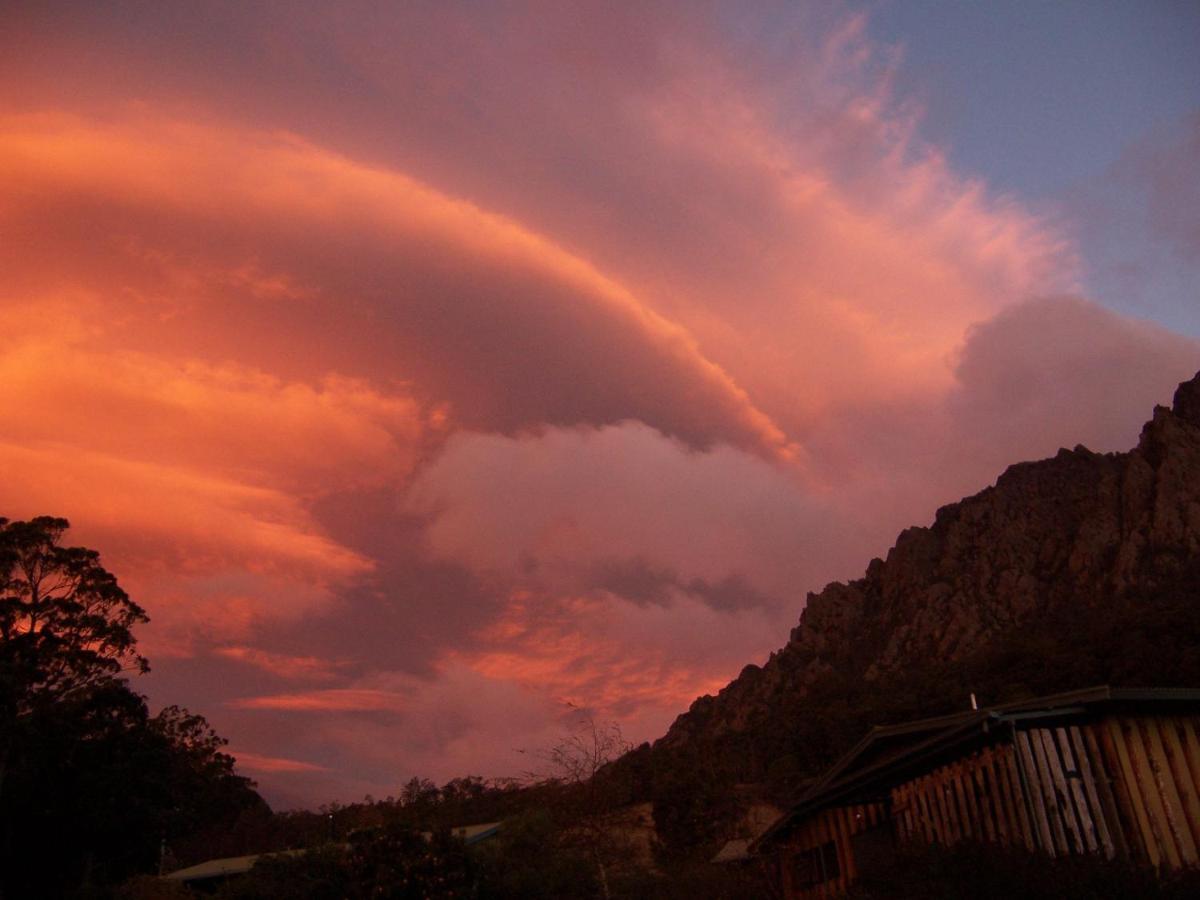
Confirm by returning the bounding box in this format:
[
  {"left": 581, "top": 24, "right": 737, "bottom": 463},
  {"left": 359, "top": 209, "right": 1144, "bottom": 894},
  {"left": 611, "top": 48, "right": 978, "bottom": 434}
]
[
  {"left": 753, "top": 686, "right": 1200, "bottom": 899},
  {"left": 162, "top": 849, "right": 307, "bottom": 888}
]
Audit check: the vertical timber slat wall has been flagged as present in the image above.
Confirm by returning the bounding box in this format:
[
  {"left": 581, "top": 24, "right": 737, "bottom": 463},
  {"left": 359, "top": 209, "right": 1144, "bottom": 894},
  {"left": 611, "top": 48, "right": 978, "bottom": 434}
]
[
  {"left": 1161, "top": 717, "right": 1200, "bottom": 851},
  {"left": 1069, "top": 725, "right": 1116, "bottom": 859},
  {"left": 1081, "top": 724, "right": 1129, "bottom": 859},
  {"left": 1142, "top": 717, "right": 1197, "bottom": 864},
  {"left": 1099, "top": 717, "right": 1158, "bottom": 865},
  {"left": 1016, "top": 726, "right": 1128, "bottom": 859},
  {"left": 1003, "top": 741, "right": 1037, "bottom": 852},
  {"left": 781, "top": 801, "right": 887, "bottom": 900},
  {"left": 1056, "top": 727, "right": 1098, "bottom": 853},
  {"left": 889, "top": 743, "right": 1036, "bottom": 851},
  {"left": 887, "top": 727, "right": 1135, "bottom": 860},
  {"left": 778, "top": 712, "right": 1200, "bottom": 899},
  {"left": 1015, "top": 729, "right": 1057, "bottom": 854},
  {"left": 1092, "top": 714, "right": 1200, "bottom": 868}
]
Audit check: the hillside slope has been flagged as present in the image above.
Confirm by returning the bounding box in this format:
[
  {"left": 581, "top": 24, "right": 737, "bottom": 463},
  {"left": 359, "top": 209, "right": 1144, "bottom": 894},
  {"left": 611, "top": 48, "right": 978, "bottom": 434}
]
[{"left": 636, "top": 371, "right": 1200, "bottom": 852}]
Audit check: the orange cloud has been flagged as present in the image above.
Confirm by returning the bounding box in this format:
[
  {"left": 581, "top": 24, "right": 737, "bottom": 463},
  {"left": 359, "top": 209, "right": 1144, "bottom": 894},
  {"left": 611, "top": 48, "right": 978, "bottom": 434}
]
[
  {"left": 215, "top": 647, "right": 347, "bottom": 682},
  {"left": 0, "top": 442, "right": 368, "bottom": 577},
  {"left": 230, "top": 751, "right": 330, "bottom": 774},
  {"left": 0, "top": 111, "right": 793, "bottom": 460},
  {"left": 0, "top": 335, "right": 423, "bottom": 496},
  {"left": 229, "top": 690, "right": 410, "bottom": 713},
  {"left": 0, "top": 3, "right": 1191, "bottom": 807},
  {"left": 0, "top": 312, "right": 422, "bottom": 652},
  {"left": 454, "top": 588, "right": 778, "bottom": 718}
]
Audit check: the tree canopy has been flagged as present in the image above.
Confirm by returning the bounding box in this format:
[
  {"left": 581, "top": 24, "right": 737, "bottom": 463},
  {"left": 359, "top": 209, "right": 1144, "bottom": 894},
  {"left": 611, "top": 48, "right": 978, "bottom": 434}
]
[
  {"left": 0, "top": 516, "right": 264, "bottom": 897},
  {"left": 0, "top": 515, "right": 148, "bottom": 713}
]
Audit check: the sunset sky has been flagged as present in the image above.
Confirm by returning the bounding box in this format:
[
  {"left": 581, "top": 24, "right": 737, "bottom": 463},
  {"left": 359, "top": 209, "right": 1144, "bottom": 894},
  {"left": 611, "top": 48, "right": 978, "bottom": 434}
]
[{"left": 2, "top": 1, "right": 1198, "bottom": 807}]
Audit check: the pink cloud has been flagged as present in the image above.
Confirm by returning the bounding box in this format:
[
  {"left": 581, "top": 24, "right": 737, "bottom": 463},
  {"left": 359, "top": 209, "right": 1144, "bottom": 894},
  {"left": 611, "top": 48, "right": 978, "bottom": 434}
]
[
  {"left": 453, "top": 589, "right": 778, "bottom": 719},
  {"left": 229, "top": 690, "right": 410, "bottom": 713},
  {"left": 215, "top": 647, "right": 347, "bottom": 682},
  {"left": 231, "top": 751, "right": 330, "bottom": 775},
  {"left": 0, "top": 112, "right": 791, "bottom": 459},
  {"left": 406, "top": 421, "right": 854, "bottom": 601},
  {"left": 0, "top": 3, "right": 1192, "bottom": 806},
  {"left": 949, "top": 296, "right": 1200, "bottom": 455}
]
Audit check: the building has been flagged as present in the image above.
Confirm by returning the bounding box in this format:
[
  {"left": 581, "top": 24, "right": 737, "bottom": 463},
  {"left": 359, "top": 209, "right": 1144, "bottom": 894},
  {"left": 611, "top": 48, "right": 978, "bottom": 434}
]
[
  {"left": 163, "top": 823, "right": 501, "bottom": 890},
  {"left": 162, "top": 849, "right": 307, "bottom": 889},
  {"left": 753, "top": 686, "right": 1200, "bottom": 899}
]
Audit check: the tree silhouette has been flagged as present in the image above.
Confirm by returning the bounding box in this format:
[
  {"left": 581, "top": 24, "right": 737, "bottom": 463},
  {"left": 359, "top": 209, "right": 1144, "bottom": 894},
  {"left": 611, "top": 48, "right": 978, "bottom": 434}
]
[
  {"left": 533, "top": 715, "right": 634, "bottom": 900},
  {"left": 0, "top": 516, "right": 148, "bottom": 708},
  {"left": 0, "top": 516, "right": 261, "bottom": 896}
]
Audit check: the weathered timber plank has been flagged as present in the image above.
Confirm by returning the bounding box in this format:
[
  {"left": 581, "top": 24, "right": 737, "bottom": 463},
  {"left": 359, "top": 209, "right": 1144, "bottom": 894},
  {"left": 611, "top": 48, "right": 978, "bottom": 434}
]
[
  {"left": 985, "top": 749, "right": 1012, "bottom": 845},
  {"left": 961, "top": 758, "right": 985, "bottom": 839},
  {"left": 951, "top": 763, "right": 976, "bottom": 841},
  {"left": 1056, "top": 727, "right": 1099, "bottom": 854},
  {"left": 1142, "top": 718, "right": 1197, "bottom": 865},
  {"left": 931, "top": 777, "right": 950, "bottom": 844},
  {"left": 1162, "top": 718, "right": 1200, "bottom": 854},
  {"left": 998, "top": 744, "right": 1027, "bottom": 849},
  {"left": 945, "top": 768, "right": 966, "bottom": 843},
  {"left": 1039, "top": 727, "right": 1085, "bottom": 854},
  {"left": 927, "top": 779, "right": 946, "bottom": 844},
  {"left": 1069, "top": 725, "right": 1116, "bottom": 860},
  {"left": 915, "top": 779, "right": 937, "bottom": 843},
  {"left": 1016, "top": 730, "right": 1056, "bottom": 855},
  {"left": 1003, "top": 745, "right": 1029, "bottom": 848},
  {"left": 897, "top": 789, "right": 915, "bottom": 841},
  {"left": 1114, "top": 717, "right": 1174, "bottom": 868},
  {"left": 903, "top": 782, "right": 920, "bottom": 842},
  {"left": 1091, "top": 722, "right": 1135, "bottom": 861},
  {"left": 1028, "top": 729, "right": 1071, "bottom": 854},
  {"left": 1129, "top": 716, "right": 1184, "bottom": 868},
  {"left": 973, "top": 752, "right": 998, "bottom": 843},
  {"left": 1179, "top": 718, "right": 1200, "bottom": 794},
  {"left": 836, "top": 807, "right": 853, "bottom": 886}
]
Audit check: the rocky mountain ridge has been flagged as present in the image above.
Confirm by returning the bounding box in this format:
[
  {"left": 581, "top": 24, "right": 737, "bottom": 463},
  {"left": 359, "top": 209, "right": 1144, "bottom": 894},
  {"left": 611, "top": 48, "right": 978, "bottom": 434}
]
[{"left": 647, "top": 371, "right": 1200, "bottom": 805}]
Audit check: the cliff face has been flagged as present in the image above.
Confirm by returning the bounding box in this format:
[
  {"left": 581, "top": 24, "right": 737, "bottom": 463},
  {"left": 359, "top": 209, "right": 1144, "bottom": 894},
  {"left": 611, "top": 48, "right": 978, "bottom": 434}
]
[{"left": 655, "top": 371, "right": 1200, "bottom": 757}]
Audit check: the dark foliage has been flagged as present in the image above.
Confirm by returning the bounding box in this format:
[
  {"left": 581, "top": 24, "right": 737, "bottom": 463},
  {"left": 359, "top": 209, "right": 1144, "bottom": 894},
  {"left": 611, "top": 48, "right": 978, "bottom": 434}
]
[
  {"left": 848, "top": 841, "right": 1200, "bottom": 900},
  {"left": 0, "top": 516, "right": 264, "bottom": 896},
  {"left": 472, "top": 809, "right": 599, "bottom": 899},
  {"left": 608, "top": 859, "right": 778, "bottom": 900}
]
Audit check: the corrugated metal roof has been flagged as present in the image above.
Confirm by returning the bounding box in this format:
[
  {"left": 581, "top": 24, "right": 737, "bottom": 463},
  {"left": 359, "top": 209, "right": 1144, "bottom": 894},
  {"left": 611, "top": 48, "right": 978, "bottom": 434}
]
[{"left": 163, "top": 849, "right": 306, "bottom": 882}]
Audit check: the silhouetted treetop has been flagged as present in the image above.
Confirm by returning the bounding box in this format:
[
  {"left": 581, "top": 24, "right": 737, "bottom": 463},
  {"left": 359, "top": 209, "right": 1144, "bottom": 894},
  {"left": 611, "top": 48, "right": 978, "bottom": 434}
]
[{"left": 0, "top": 515, "right": 148, "bottom": 712}]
